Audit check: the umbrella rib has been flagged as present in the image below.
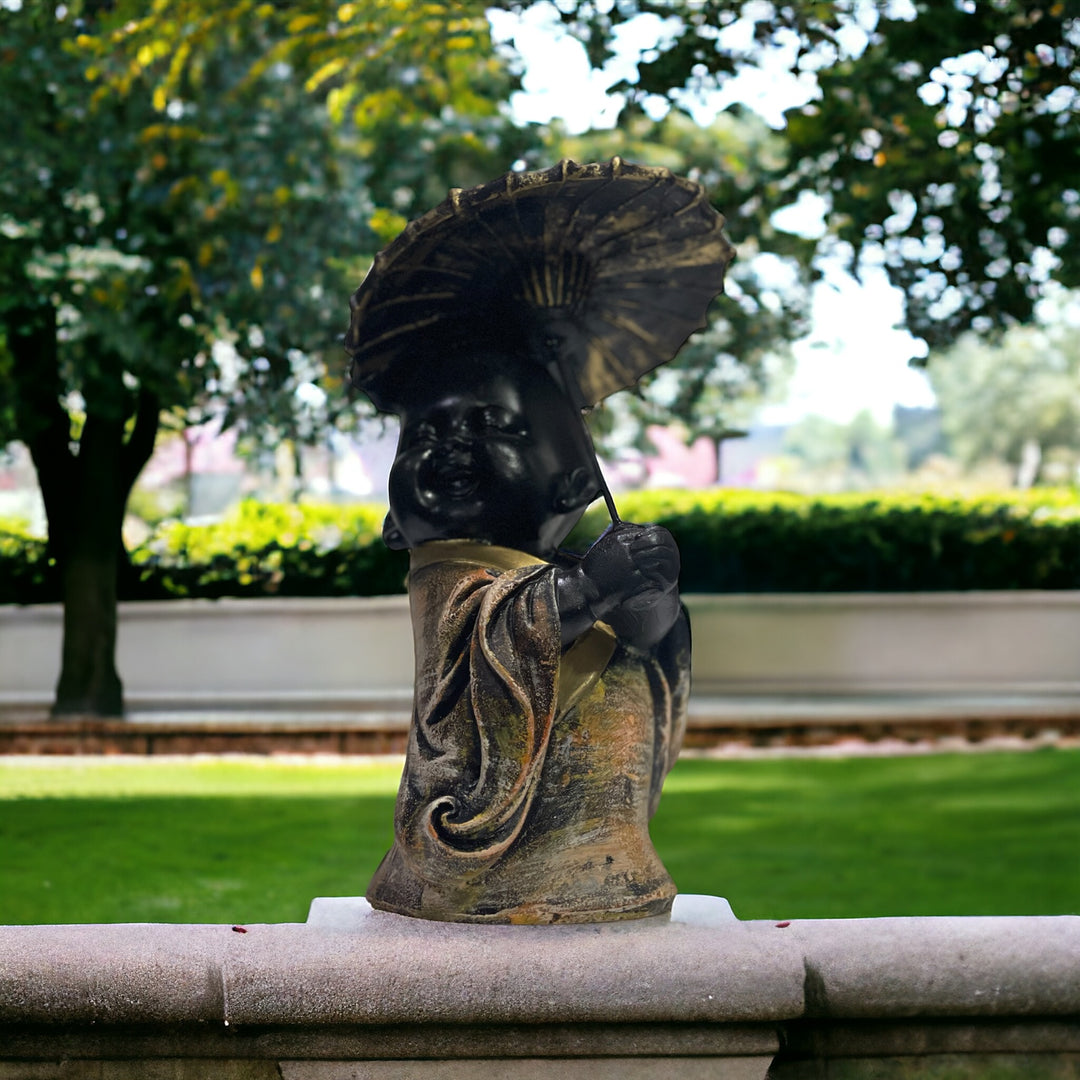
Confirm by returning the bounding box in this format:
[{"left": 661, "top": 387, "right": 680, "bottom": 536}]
[
  {"left": 365, "top": 291, "right": 461, "bottom": 311},
  {"left": 569, "top": 173, "right": 674, "bottom": 258},
  {"left": 550, "top": 166, "right": 665, "bottom": 255},
  {"left": 359, "top": 277, "right": 481, "bottom": 323},
  {"left": 599, "top": 311, "right": 663, "bottom": 348},
  {"left": 594, "top": 234, "right": 731, "bottom": 266},
  {"left": 385, "top": 263, "right": 477, "bottom": 281},
  {"left": 587, "top": 194, "right": 719, "bottom": 256},
  {"left": 587, "top": 331, "right": 641, "bottom": 396},
  {"left": 503, "top": 184, "right": 551, "bottom": 307},
  {"left": 352, "top": 313, "right": 445, "bottom": 357},
  {"left": 601, "top": 291, "right": 719, "bottom": 319},
  {"left": 465, "top": 209, "right": 541, "bottom": 304}
]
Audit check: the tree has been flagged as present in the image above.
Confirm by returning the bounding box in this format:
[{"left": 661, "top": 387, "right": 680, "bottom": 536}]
[
  {"left": 0, "top": 0, "right": 532, "bottom": 716},
  {"left": 509, "top": 1, "right": 1079, "bottom": 350},
  {"left": 117, "top": 2, "right": 822, "bottom": 459},
  {"left": 780, "top": 3, "right": 1079, "bottom": 350},
  {"left": 781, "top": 409, "right": 906, "bottom": 489},
  {"left": 547, "top": 108, "right": 807, "bottom": 452},
  {"left": 928, "top": 289, "right": 1080, "bottom": 486}
]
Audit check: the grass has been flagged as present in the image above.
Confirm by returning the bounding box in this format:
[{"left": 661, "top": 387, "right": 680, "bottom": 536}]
[
  {"left": 0, "top": 749, "right": 1077, "bottom": 924},
  {"left": 652, "top": 748, "right": 1080, "bottom": 920},
  {"left": 0, "top": 757, "right": 401, "bottom": 925}
]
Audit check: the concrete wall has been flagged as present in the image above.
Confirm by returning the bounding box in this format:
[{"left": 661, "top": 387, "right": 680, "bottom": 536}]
[
  {"left": 0, "top": 902, "right": 1077, "bottom": 1076},
  {"left": 3, "top": 592, "right": 1080, "bottom": 715}
]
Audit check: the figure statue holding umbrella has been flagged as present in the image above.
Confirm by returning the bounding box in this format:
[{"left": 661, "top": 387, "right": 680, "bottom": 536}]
[{"left": 345, "top": 158, "right": 734, "bottom": 923}]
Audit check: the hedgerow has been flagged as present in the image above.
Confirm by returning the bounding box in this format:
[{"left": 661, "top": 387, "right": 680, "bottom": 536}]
[
  {"left": 567, "top": 489, "right": 1080, "bottom": 593},
  {"left": 2, "top": 490, "right": 1079, "bottom": 604},
  {"left": 0, "top": 521, "right": 52, "bottom": 605},
  {"left": 127, "top": 500, "right": 409, "bottom": 600}
]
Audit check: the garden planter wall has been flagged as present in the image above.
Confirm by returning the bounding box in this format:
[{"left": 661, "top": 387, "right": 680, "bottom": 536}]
[
  {"left": 1, "top": 906, "right": 1078, "bottom": 1073},
  {"left": 1, "top": 591, "right": 1078, "bottom": 716},
  {"left": 687, "top": 591, "right": 1080, "bottom": 697}
]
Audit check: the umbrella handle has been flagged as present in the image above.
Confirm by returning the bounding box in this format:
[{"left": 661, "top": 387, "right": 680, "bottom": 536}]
[
  {"left": 551, "top": 351, "right": 621, "bottom": 526},
  {"left": 597, "top": 471, "right": 621, "bottom": 526}
]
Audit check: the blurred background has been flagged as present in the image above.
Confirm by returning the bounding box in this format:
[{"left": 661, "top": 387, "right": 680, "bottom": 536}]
[
  {"left": 3, "top": 1, "right": 1078, "bottom": 539},
  {"left": 1, "top": 3, "right": 1078, "bottom": 927}
]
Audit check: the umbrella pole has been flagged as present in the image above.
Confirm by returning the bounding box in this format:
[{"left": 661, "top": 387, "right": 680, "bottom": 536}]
[
  {"left": 552, "top": 351, "right": 622, "bottom": 526},
  {"left": 596, "top": 465, "right": 621, "bottom": 525},
  {"left": 575, "top": 407, "right": 620, "bottom": 525}
]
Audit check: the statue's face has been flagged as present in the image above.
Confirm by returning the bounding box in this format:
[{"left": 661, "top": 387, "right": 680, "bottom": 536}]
[{"left": 385, "top": 356, "right": 598, "bottom": 555}]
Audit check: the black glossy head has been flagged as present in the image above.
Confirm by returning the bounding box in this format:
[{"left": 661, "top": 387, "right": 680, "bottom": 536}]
[{"left": 383, "top": 349, "right": 601, "bottom": 557}]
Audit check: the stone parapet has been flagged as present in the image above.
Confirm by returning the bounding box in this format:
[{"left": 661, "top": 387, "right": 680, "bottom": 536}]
[
  {"left": 1, "top": 902, "right": 1078, "bottom": 1077},
  {"left": 4, "top": 592, "right": 1080, "bottom": 714}
]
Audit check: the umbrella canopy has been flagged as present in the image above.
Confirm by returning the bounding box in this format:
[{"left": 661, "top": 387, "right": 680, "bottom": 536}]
[{"left": 345, "top": 158, "right": 735, "bottom": 414}]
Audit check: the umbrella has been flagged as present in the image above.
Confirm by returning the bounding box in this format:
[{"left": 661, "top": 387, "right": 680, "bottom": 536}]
[{"left": 345, "top": 157, "right": 735, "bottom": 522}]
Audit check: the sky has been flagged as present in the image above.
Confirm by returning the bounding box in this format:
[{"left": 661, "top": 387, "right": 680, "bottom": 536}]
[{"left": 488, "top": 2, "right": 938, "bottom": 427}]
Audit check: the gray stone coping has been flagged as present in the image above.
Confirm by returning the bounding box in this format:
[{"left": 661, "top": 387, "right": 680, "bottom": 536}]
[{"left": 1, "top": 901, "right": 1077, "bottom": 1029}]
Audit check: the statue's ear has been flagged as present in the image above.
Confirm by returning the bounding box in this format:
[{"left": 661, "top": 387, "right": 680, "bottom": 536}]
[
  {"left": 552, "top": 466, "right": 600, "bottom": 513},
  {"left": 382, "top": 513, "right": 409, "bottom": 551}
]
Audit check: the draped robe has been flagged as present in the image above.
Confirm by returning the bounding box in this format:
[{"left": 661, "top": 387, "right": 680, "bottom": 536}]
[{"left": 366, "top": 539, "right": 691, "bottom": 923}]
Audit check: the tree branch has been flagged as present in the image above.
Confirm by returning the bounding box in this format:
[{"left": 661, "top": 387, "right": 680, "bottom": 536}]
[
  {"left": 6, "top": 303, "right": 75, "bottom": 554},
  {"left": 120, "top": 386, "right": 161, "bottom": 499}
]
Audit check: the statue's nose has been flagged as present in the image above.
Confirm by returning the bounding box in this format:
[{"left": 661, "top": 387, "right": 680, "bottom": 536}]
[{"left": 444, "top": 417, "right": 476, "bottom": 449}]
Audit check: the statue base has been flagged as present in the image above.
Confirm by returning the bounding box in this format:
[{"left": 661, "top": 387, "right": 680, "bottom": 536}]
[{"left": 308, "top": 892, "right": 736, "bottom": 929}]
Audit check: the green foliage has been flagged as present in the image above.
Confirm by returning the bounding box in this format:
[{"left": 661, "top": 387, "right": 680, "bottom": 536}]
[
  {"left": 535, "top": 1, "right": 1080, "bottom": 350},
  {"left": 928, "top": 289, "right": 1080, "bottom": 480},
  {"left": 0, "top": 0, "right": 538, "bottom": 453},
  {"left": 0, "top": 0, "right": 538, "bottom": 711},
  {"left": 566, "top": 488, "right": 1080, "bottom": 593},
  {"left": 5, "top": 490, "right": 1080, "bottom": 603},
  {"left": 127, "top": 499, "right": 408, "bottom": 599},
  {"left": 0, "top": 521, "right": 54, "bottom": 604},
  {"left": 1, "top": 0, "right": 373, "bottom": 444},
  {"left": 2, "top": 750, "right": 1078, "bottom": 923},
  {"left": 779, "top": 3, "right": 1079, "bottom": 348}
]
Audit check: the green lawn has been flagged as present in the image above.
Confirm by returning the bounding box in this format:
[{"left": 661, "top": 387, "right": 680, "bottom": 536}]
[{"left": 0, "top": 749, "right": 1077, "bottom": 924}]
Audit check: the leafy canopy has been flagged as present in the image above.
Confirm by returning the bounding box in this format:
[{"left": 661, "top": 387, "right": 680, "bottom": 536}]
[
  {"left": 0, "top": 0, "right": 535, "bottom": 449},
  {"left": 514, "top": 0, "right": 1080, "bottom": 351}
]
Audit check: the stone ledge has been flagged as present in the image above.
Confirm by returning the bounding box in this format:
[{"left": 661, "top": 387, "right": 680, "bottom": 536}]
[
  {"left": 0, "top": 1060, "right": 773, "bottom": 1080},
  {"left": 0, "top": 1020, "right": 781, "bottom": 1060},
  {"left": 1, "top": 909, "right": 1078, "bottom": 1032}
]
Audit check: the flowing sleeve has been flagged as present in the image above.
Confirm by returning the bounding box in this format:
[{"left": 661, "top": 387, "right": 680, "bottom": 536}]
[
  {"left": 395, "top": 559, "right": 562, "bottom": 880},
  {"left": 644, "top": 604, "right": 692, "bottom": 817}
]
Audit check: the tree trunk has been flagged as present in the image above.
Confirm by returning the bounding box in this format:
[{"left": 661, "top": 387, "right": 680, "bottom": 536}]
[
  {"left": 52, "top": 389, "right": 160, "bottom": 717},
  {"left": 54, "top": 554, "right": 124, "bottom": 716},
  {"left": 1016, "top": 438, "right": 1042, "bottom": 490},
  {"left": 9, "top": 303, "right": 160, "bottom": 718},
  {"left": 51, "top": 410, "right": 127, "bottom": 716}
]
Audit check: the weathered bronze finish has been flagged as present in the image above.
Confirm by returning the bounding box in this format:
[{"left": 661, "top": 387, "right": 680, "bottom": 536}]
[{"left": 345, "top": 159, "right": 733, "bottom": 923}]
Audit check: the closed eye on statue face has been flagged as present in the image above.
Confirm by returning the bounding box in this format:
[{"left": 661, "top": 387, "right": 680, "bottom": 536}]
[{"left": 478, "top": 405, "right": 525, "bottom": 436}]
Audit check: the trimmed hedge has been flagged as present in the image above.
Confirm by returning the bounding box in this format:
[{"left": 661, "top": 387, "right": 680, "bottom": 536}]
[
  {"left": 129, "top": 501, "right": 409, "bottom": 601},
  {"left": 568, "top": 489, "right": 1080, "bottom": 594},
  {"left": 0, "top": 522, "right": 51, "bottom": 606},
  {"left": 2, "top": 490, "right": 1080, "bottom": 604}
]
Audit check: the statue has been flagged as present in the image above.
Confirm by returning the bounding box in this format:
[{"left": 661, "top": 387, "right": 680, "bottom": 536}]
[{"left": 345, "top": 159, "right": 734, "bottom": 923}]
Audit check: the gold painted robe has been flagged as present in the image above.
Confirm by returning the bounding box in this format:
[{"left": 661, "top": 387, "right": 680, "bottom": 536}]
[{"left": 366, "top": 540, "right": 690, "bottom": 923}]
